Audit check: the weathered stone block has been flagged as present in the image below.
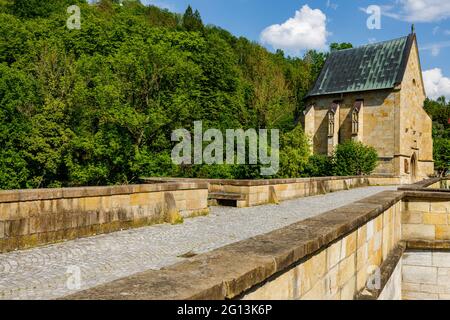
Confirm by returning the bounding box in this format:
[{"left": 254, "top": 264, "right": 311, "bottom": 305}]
[
  {"left": 0, "top": 221, "right": 4, "bottom": 239},
  {"left": 403, "top": 291, "right": 438, "bottom": 300},
  {"left": 406, "top": 201, "right": 430, "bottom": 212},
  {"left": 323, "top": 265, "right": 339, "bottom": 299},
  {"left": 327, "top": 240, "right": 341, "bottom": 269},
  {"left": 340, "top": 276, "right": 356, "bottom": 300},
  {"left": 345, "top": 231, "right": 357, "bottom": 256},
  {"left": 85, "top": 197, "right": 101, "bottom": 212},
  {"left": 338, "top": 253, "right": 355, "bottom": 287},
  {"left": 356, "top": 243, "right": 368, "bottom": 272},
  {"left": 423, "top": 213, "right": 448, "bottom": 225},
  {"left": 300, "top": 278, "right": 325, "bottom": 300},
  {"left": 432, "top": 252, "right": 450, "bottom": 268},
  {"left": 357, "top": 225, "right": 367, "bottom": 248},
  {"left": 436, "top": 226, "right": 450, "bottom": 240},
  {"left": 402, "top": 224, "right": 435, "bottom": 240},
  {"left": 403, "top": 251, "right": 432, "bottom": 266},
  {"left": 402, "top": 211, "right": 423, "bottom": 224},
  {"left": 403, "top": 265, "right": 437, "bottom": 284},
  {"left": 430, "top": 201, "right": 450, "bottom": 213},
  {"left": 402, "top": 282, "right": 421, "bottom": 292}
]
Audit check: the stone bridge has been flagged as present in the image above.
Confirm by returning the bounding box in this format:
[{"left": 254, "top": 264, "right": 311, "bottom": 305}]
[{"left": 0, "top": 176, "right": 449, "bottom": 300}]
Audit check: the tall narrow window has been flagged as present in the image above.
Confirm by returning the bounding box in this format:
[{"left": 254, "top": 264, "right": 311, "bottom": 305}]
[
  {"left": 352, "top": 100, "right": 363, "bottom": 136},
  {"left": 328, "top": 111, "right": 335, "bottom": 137},
  {"left": 328, "top": 103, "right": 338, "bottom": 137},
  {"left": 352, "top": 110, "right": 359, "bottom": 135}
]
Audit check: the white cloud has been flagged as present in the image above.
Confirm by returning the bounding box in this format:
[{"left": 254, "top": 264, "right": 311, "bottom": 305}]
[
  {"left": 385, "top": 0, "right": 450, "bottom": 22},
  {"left": 431, "top": 45, "right": 441, "bottom": 56},
  {"left": 326, "top": 0, "right": 339, "bottom": 10},
  {"left": 423, "top": 68, "right": 450, "bottom": 100},
  {"left": 260, "top": 5, "right": 328, "bottom": 54},
  {"left": 421, "top": 40, "right": 450, "bottom": 57}
]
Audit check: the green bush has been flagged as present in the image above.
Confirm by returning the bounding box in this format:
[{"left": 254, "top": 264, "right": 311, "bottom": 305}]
[
  {"left": 332, "top": 140, "right": 378, "bottom": 176},
  {"left": 434, "top": 138, "right": 450, "bottom": 176},
  {"left": 277, "top": 125, "right": 311, "bottom": 178},
  {"left": 304, "top": 154, "right": 333, "bottom": 177}
]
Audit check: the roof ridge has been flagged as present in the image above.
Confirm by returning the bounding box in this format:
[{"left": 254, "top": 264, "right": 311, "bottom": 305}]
[{"left": 330, "top": 35, "right": 410, "bottom": 54}]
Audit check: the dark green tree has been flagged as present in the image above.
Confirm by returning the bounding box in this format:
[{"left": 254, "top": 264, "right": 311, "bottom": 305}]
[{"left": 182, "top": 5, "right": 203, "bottom": 31}]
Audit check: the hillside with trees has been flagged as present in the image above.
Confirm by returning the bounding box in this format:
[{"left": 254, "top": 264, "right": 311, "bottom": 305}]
[
  {"left": 1, "top": 0, "right": 443, "bottom": 190},
  {"left": 0, "top": 0, "right": 327, "bottom": 189}
]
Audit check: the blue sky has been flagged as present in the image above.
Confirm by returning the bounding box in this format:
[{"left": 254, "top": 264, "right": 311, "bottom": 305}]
[{"left": 142, "top": 0, "right": 450, "bottom": 100}]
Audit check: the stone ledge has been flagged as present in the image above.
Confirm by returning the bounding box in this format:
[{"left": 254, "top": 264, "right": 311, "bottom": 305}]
[
  {"left": 399, "top": 177, "right": 445, "bottom": 191},
  {"left": 404, "top": 191, "right": 450, "bottom": 200},
  {"left": 0, "top": 183, "right": 209, "bottom": 203},
  {"left": 64, "top": 190, "right": 404, "bottom": 300},
  {"left": 142, "top": 175, "right": 398, "bottom": 187},
  {"left": 405, "top": 240, "right": 450, "bottom": 251}
]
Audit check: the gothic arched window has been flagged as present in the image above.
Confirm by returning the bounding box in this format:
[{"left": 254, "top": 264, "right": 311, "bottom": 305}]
[{"left": 328, "top": 111, "right": 335, "bottom": 137}]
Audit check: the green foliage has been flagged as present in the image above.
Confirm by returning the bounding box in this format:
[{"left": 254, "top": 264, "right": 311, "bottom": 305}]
[
  {"left": 8, "top": 0, "right": 85, "bottom": 18},
  {"left": 434, "top": 138, "right": 450, "bottom": 176},
  {"left": 330, "top": 42, "right": 353, "bottom": 52},
  {"left": 332, "top": 140, "right": 378, "bottom": 176},
  {"left": 182, "top": 5, "right": 203, "bottom": 32},
  {"left": 0, "top": 3, "right": 328, "bottom": 189},
  {"left": 424, "top": 97, "right": 450, "bottom": 176},
  {"left": 0, "top": 2, "right": 373, "bottom": 189},
  {"left": 277, "top": 125, "right": 311, "bottom": 178},
  {"left": 304, "top": 154, "right": 333, "bottom": 177}
]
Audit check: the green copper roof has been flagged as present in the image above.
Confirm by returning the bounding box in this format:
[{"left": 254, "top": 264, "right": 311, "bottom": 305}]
[{"left": 308, "top": 34, "right": 415, "bottom": 97}]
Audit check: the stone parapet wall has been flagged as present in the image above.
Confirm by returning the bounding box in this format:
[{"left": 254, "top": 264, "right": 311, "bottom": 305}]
[
  {"left": 144, "top": 175, "right": 403, "bottom": 207},
  {"left": 0, "top": 183, "right": 209, "bottom": 253},
  {"left": 64, "top": 191, "right": 405, "bottom": 300},
  {"left": 243, "top": 195, "right": 403, "bottom": 300},
  {"left": 402, "top": 192, "right": 450, "bottom": 242}
]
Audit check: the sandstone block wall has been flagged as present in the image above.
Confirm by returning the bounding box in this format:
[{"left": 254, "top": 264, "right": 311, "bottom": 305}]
[
  {"left": 403, "top": 251, "right": 450, "bottom": 300},
  {"left": 213, "top": 176, "right": 401, "bottom": 207},
  {"left": 402, "top": 197, "right": 450, "bottom": 241},
  {"left": 0, "top": 183, "right": 209, "bottom": 253},
  {"left": 242, "top": 199, "right": 402, "bottom": 300}
]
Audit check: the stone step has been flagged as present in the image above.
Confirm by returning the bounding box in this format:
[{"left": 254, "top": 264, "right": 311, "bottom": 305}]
[
  {"left": 208, "top": 192, "right": 246, "bottom": 201},
  {"left": 208, "top": 192, "right": 247, "bottom": 207}
]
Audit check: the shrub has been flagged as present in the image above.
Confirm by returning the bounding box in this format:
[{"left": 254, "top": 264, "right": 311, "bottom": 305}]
[
  {"left": 277, "top": 125, "right": 311, "bottom": 178},
  {"left": 304, "top": 154, "right": 333, "bottom": 177},
  {"left": 332, "top": 140, "right": 378, "bottom": 176}
]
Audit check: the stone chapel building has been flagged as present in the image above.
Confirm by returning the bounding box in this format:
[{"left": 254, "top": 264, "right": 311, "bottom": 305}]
[{"left": 301, "top": 30, "right": 434, "bottom": 182}]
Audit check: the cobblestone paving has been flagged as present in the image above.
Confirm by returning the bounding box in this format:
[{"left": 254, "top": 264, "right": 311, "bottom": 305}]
[{"left": 0, "top": 186, "right": 397, "bottom": 300}]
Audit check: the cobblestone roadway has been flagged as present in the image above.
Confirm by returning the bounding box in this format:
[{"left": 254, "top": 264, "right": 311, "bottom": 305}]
[{"left": 0, "top": 186, "right": 397, "bottom": 300}]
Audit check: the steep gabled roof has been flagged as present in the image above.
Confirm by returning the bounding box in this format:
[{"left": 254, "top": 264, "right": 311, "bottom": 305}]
[{"left": 307, "top": 33, "right": 416, "bottom": 97}]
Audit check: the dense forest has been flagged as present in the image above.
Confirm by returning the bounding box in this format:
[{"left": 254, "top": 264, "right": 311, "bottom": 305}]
[{"left": 0, "top": 0, "right": 447, "bottom": 190}]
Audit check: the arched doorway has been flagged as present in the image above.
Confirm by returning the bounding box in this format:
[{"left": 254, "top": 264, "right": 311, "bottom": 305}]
[{"left": 411, "top": 153, "right": 417, "bottom": 181}]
